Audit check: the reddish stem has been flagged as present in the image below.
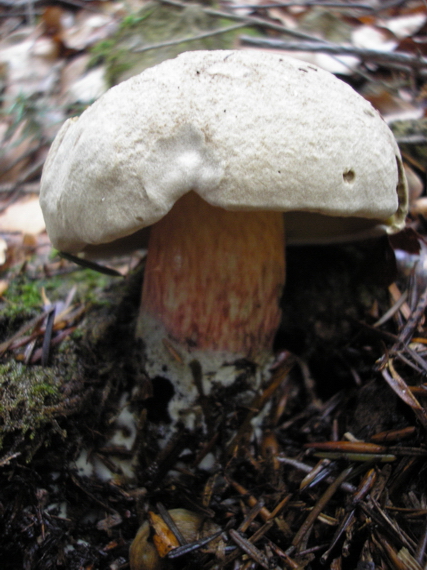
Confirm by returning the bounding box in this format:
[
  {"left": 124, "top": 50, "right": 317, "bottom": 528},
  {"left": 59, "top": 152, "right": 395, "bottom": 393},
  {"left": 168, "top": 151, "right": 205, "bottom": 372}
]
[{"left": 139, "top": 192, "right": 285, "bottom": 362}]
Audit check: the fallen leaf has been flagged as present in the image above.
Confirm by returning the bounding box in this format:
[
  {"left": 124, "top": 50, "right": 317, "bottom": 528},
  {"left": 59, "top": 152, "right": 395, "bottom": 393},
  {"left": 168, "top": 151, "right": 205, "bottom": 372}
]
[
  {"left": 0, "top": 237, "right": 7, "bottom": 265},
  {"left": 0, "top": 121, "right": 39, "bottom": 183},
  {"left": 0, "top": 279, "right": 8, "bottom": 295},
  {"left": 352, "top": 24, "right": 397, "bottom": 52},
  {"left": 0, "top": 28, "right": 59, "bottom": 99},
  {"left": 60, "top": 54, "right": 108, "bottom": 105},
  {"left": 384, "top": 12, "right": 427, "bottom": 39},
  {"left": 0, "top": 195, "right": 45, "bottom": 235},
  {"left": 60, "top": 10, "right": 118, "bottom": 51}
]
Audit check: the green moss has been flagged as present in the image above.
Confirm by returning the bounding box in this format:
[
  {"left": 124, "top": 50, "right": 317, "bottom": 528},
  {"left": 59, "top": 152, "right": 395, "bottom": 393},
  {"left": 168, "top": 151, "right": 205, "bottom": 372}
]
[
  {"left": 118, "top": 6, "right": 156, "bottom": 30},
  {"left": 0, "top": 257, "right": 142, "bottom": 465},
  {"left": 89, "top": 1, "right": 257, "bottom": 86},
  {"left": 7, "top": 281, "right": 41, "bottom": 312},
  {"left": 1, "top": 266, "right": 114, "bottom": 321},
  {"left": 0, "top": 362, "right": 62, "bottom": 441},
  {"left": 65, "top": 269, "right": 113, "bottom": 304}
]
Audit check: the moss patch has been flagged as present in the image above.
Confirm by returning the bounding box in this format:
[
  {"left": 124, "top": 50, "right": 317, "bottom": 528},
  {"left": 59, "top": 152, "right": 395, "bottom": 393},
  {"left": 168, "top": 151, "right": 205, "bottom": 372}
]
[
  {"left": 90, "top": 1, "right": 256, "bottom": 86},
  {"left": 0, "top": 362, "right": 62, "bottom": 439},
  {"left": 0, "top": 353, "right": 88, "bottom": 460},
  {"left": 1, "top": 267, "right": 113, "bottom": 321},
  {"left": 0, "top": 259, "right": 136, "bottom": 461}
]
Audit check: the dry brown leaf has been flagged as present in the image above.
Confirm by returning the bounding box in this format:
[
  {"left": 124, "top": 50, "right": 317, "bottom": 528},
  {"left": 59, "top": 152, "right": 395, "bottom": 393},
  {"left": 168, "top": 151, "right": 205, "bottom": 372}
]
[
  {"left": 404, "top": 163, "right": 424, "bottom": 204},
  {"left": 0, "top": 28, "right": 59, "bottom": 99},
  {"left": 384, "top": 12, "right": 427, "bottom": 40},
  {"left": 0, "top": 195, "right": 45, "bottom": 235},
  {"left": 60, "top": 54, "right": 107, "bottom": 106},
  {"left": 0, "top": 279, "right": 8, "bottom": 295},
  {"left": 0, "top": 121, "right": 40, "bottom": 183},
  {"left": 60, "top": 10, "right": 118, "bottom": 51},
  {"left": 351, "top": 24, "right": 397, "bottom": 52},
  {"left": 362, "top": 86, "right": 422, "bottom": 122},
  {"left": 0, "top": 237, "right": 7, "bottom": 266}
]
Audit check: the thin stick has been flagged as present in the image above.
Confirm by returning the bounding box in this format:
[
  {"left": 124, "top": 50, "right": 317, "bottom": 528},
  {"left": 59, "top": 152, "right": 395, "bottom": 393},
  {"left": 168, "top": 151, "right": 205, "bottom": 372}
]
[
  {"left": 160, "top": 0, "right": 333, "bottom": 43},
  {"left": 232, "top": 2, "right": 374, "bottom": 9},
  {"left": 240, "top": 37, "right": 427, "bottom": 72},
  {"left": 133, "top": 23, "right": 248, "bottom": 53},
  {"left": 292, "top": 466, "right": 353, "bottom": 548}
]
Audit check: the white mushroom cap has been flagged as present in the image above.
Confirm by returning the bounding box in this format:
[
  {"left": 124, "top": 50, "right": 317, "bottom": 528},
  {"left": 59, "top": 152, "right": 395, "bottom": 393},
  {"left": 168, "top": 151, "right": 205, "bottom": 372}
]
[{"left": 40, "top": 49, "right": 407, "bottom": 253}]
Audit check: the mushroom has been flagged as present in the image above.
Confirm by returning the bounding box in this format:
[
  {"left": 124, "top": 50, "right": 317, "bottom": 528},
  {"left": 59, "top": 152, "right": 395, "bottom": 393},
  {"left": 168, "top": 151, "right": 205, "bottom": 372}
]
[{"left": 39, "top": 50, "right": 407, "bottom": 421}]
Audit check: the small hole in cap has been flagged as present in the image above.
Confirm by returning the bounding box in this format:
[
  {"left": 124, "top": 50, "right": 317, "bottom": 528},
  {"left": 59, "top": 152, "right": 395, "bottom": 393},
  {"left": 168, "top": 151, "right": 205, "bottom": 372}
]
[{"left": 343, "top": 169, "right": 355, "bottom": 184}]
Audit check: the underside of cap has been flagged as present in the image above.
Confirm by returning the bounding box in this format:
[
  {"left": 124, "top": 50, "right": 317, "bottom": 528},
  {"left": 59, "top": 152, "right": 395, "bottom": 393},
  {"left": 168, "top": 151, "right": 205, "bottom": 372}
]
[{"left": 39, "top": 50, "right": 407, "bottom": 253}]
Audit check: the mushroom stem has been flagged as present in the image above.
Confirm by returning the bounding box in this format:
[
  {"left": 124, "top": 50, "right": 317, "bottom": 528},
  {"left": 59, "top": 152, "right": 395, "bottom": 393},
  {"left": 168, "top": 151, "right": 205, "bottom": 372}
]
[{"left": 137, "top": 191, "right": 285, "bottom": 366}]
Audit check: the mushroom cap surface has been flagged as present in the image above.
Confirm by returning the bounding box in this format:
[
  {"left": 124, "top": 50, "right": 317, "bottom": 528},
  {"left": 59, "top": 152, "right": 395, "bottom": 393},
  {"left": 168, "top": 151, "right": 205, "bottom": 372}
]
[{"left": 40, "top": 49, "right": 407, "bottom": 252}]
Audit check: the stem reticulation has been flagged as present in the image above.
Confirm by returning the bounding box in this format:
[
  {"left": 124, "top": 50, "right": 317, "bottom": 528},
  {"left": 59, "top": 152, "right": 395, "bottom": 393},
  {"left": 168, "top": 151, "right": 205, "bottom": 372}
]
[{"left": 139, "top": 191, "right": 285, "bottom": 363}]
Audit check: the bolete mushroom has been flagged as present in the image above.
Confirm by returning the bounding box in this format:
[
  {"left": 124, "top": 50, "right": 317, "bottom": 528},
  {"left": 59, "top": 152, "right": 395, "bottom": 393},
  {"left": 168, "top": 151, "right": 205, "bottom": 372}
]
[{"left": 40, "top": 50, "right": 407, "bottom": 421}]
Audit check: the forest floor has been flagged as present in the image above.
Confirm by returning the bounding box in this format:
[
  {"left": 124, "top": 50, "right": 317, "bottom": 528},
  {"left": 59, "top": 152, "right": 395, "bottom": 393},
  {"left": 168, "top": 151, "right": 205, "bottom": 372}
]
[{"left": 2, "top": 1, "right": 427, "bottom": 569}]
